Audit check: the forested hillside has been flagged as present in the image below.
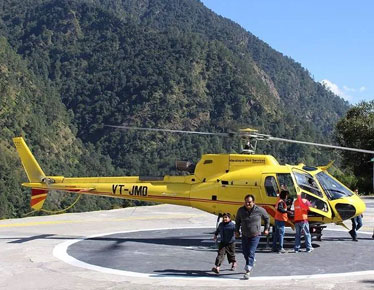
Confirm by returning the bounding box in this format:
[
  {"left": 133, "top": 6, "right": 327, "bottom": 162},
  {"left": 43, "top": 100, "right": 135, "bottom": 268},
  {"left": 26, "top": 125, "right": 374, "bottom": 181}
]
[
  {"left": 0, "top": 37, "right": 133, "bottom": 218},
  {"left": 0, "top": 0, "right": 350, "bottom": 218}
]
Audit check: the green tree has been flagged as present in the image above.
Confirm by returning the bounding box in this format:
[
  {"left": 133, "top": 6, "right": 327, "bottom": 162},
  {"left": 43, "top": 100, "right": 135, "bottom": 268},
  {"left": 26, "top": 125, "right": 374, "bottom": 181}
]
[{"left": 335, "top": 101, "right": 374, "bottom": 193}]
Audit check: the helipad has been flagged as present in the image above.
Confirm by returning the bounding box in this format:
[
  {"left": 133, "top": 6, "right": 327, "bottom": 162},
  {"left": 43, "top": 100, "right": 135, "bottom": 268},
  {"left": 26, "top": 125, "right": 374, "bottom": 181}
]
[
  {"left": 1, "top": 202, "right": 374, "bottom": 289},
  {"left": 55, "top": 227, "right": 374, "bottom": 280}
]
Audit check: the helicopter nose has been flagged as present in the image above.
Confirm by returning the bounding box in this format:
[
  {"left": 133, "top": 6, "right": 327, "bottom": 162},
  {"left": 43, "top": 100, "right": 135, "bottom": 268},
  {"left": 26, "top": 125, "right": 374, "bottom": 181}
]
[{"left": 334, "top": 197, "right": 366, "bottom": 220}]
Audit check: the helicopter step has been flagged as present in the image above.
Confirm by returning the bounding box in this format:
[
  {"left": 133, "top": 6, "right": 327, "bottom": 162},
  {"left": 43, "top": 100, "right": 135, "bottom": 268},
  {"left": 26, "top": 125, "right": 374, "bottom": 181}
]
[{"left": 310, "top": 224, "right": 326, "bottom": 241}]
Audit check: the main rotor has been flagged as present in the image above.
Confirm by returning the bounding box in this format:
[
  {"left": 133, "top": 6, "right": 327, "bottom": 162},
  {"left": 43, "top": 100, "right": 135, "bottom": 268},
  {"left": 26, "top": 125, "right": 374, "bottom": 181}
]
[{"left": 106, "top": 125, "right": 374, "bottom": 155}]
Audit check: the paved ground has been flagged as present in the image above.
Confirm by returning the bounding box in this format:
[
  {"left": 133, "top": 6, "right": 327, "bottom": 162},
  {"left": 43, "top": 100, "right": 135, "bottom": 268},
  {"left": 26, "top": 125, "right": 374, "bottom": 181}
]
[
  {"left": 1, "top": 198, "right": 374, "bottom": 290},
  {"left": 65, "top": 227, "right": 374, "bottom": 278}
]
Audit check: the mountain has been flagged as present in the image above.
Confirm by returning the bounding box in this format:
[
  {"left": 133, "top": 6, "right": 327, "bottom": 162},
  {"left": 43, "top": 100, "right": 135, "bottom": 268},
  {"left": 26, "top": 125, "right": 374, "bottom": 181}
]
[{"left": 0, "top": 0, "right": 349, "bottom": 218}]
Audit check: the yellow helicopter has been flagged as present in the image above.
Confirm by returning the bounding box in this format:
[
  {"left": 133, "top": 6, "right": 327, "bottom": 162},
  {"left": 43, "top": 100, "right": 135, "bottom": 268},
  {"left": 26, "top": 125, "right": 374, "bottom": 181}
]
[{"left": 13, "top": 127, "right": 370, "bottom": 238}]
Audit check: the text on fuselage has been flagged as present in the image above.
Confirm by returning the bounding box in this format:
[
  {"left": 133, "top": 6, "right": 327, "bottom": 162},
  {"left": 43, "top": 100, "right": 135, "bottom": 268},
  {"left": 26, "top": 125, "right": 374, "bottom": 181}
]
[{"left": 112, "top": 184, "right": 148, "bottom": 196}]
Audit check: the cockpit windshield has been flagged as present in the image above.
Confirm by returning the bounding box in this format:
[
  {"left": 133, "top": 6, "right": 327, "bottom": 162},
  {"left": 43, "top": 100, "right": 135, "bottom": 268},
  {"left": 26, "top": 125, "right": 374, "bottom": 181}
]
[
  {"left": 293, "top": 170, "right": 323, "bottom": 197},
  {"left": 316, "top": 171, "right": 353, "bottom": 200}
]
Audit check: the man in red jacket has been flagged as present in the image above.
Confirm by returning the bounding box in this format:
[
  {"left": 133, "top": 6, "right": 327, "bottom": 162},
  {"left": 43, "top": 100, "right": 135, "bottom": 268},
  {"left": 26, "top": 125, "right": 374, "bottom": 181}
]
[
  {"left": 293, "top": 193, "right": 313, "bottom": 253},
  {"left": 272, "top": 190, "right": 289, "bottom": 253}
]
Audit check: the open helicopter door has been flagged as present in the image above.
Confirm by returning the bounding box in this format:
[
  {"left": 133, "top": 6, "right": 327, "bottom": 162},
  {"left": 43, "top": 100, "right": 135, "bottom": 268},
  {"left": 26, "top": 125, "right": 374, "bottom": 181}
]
[
  {"left": 262, "top": 173, "right": 297, "bottom": 225},
  {"left": 291, "top": 169, "right": 332, "bottom": 220}
]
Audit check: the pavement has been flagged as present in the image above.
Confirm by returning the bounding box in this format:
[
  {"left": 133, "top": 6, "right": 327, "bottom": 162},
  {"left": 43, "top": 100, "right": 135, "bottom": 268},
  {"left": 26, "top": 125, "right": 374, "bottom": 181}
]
[{"left": 1, "top": 198, "right": 374, "bottom": 290}]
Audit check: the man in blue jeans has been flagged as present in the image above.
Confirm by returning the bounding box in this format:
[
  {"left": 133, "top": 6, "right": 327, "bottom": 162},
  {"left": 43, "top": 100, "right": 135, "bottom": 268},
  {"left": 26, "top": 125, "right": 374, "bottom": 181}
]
[
  {"left": 349, "top": 215, "right": 363, "bottom": 241},
  {"left": 272, "top": 190, "right": 289, "bottom": 253},
  {"left": 293, "top": 193, "right": 313, "bottom": 252},
  {"left": 235, "top": 194, "right": 270, "bottom": 279},
  {"left": 349, "top": 189, "right": 363, "bottom": 241}
]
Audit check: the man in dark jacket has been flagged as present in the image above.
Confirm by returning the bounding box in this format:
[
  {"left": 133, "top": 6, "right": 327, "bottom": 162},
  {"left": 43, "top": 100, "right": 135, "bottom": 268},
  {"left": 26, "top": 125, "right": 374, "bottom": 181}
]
[{"left": 235, "top": 194, "right": 270, "bottom": 279}]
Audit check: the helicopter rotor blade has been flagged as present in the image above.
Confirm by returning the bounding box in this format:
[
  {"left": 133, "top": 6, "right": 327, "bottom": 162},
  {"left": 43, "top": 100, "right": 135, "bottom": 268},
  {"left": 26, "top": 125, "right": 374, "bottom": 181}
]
[
  {"left": 269, "top": 136, "right": 374, "bottom": 154},
  {"left": 106, "top": 125, "right": 374, "bottom": 154},
  {"left": 105, "top": 125, "right": 231, "bottom": 137}
]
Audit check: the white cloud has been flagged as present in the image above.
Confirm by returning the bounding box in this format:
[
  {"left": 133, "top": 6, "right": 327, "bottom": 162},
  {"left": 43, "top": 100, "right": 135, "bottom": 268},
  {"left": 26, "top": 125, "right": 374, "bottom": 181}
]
[
  {"left": 320, "top": 79, "right": 351, "bottom": 101},
  {"left": 343, "top": 85, "right": 356, "bottom": 92},
  {"left": 320, "top": 80, "right": 369, "bottom": 103}
]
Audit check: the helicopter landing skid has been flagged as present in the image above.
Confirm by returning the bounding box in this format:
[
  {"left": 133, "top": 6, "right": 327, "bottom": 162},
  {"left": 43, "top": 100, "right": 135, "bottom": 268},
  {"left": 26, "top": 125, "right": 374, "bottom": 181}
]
[{"left": 310, "top": 224, "right": 326, "bottom": 241}]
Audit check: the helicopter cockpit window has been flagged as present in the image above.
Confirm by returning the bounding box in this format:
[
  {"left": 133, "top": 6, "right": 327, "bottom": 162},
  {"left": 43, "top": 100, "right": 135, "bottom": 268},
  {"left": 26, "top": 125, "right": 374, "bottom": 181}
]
[
  {"left": 293, "top": 171, "right": 323, "bottom": 197},
  {"left": 265, "top": 176, "right": 278, "bottom": 197},
  {"left": 302, "top": 192, "right": 329, "bottom": 212},
  {"left": 277, "top": 173, "right": 297, "bottom": 198},
  {"left": 316, "top": 172, "right": 353, "bottom": 200}
]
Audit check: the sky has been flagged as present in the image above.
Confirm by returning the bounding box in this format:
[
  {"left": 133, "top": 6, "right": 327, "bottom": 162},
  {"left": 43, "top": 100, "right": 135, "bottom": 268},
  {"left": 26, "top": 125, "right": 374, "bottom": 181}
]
[{"left": 200, "top": 0, "right": 374, "bottom": 104}]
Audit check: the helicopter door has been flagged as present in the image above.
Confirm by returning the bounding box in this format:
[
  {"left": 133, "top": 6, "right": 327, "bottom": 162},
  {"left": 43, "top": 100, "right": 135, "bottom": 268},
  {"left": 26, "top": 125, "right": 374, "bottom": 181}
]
[{"left": 292, "top": 169, "right": 332, "bottom": 219}]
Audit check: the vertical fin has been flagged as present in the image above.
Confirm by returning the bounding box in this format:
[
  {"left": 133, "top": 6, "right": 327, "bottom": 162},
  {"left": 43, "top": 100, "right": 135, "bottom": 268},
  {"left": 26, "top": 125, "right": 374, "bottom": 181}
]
[
  {"left": 13, "top": 137, "right": 48, "bottom": 210},
  {"left": 31, "top": 189, "right": 48, "bottom": 210},
  {"left": 13, "top": 137, "right": 46, "bottom": 182}
]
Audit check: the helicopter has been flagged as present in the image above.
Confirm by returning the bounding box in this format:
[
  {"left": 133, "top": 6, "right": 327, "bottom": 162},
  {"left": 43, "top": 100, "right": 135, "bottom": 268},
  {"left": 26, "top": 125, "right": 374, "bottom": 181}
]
[{"left": 13, "top": 127, "right": 372, "bottom": 239}]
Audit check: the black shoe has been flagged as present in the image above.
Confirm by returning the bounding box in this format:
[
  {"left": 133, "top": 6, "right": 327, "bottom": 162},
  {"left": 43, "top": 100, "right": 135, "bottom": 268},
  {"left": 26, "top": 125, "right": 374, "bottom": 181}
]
[
  {"left": 372, "top": 235, "right": 374, "bottom": 239},
  {"left": 348, "top": 230, "right": 354, "bottom": 239},
  {"left": 353, "top": 238, "right": 358, "bottom": 242}
]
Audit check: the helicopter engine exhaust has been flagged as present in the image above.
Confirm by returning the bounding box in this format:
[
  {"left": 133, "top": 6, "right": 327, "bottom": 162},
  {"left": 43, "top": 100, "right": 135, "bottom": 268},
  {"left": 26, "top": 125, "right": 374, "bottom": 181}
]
[{"left": 176, "top": 161, "right": 195, "bottom": 173}]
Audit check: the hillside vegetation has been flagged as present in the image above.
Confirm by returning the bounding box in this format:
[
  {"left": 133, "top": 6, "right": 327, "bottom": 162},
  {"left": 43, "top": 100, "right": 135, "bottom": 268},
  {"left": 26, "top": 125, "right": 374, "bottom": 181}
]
[{"left": 0, "top": 0, "right": 349, "bottom": 218}]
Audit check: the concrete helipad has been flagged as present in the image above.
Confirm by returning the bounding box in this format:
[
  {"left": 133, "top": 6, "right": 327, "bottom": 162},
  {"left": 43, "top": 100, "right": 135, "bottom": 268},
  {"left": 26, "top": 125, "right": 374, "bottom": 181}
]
[
  {"left": 1, "top": 199, "right": 374, "bottom": 289},
  {"left": 59, "top": 227, "right": 374, "bottom": 279}
]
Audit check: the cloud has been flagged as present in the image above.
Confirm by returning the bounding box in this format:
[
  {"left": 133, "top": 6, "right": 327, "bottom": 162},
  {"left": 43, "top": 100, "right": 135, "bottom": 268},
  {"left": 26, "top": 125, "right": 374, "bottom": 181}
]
[
  {"left": 320, "top": 79, "right": 351, "bottom": 101},
  {"left": 343, "top": 85, "right": 355, "bottom": 92},
  {"left": 321, "top": 80, "right": 370, "bottom": 103}
]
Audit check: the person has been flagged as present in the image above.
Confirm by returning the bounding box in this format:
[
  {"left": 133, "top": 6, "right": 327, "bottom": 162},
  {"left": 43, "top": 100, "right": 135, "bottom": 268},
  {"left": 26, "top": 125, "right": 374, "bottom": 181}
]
[
  {"left": 293, "top": 192, "right": 313, "bottom": 252},
  {"left": 235, "top": 194, "right": 270, "bottom": 280},
  {"left": 272, "top": 190, "right": 290, "bottom": 253},
  {"left": 349, "top": 189, "right": 363, "bottom": 241},
  {"left": 212, "top": 213, "right": 237, "bottom": 274}
]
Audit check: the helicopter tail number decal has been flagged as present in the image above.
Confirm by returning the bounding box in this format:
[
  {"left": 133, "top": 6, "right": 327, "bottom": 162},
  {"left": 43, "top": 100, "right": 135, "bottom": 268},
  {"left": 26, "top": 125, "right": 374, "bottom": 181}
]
[{"left": 112, "top": 184, "right": 148, "bottom": 196}]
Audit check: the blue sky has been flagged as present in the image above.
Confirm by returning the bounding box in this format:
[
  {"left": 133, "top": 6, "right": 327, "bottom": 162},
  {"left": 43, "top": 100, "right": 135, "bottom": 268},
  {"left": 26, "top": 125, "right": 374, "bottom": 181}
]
[{"left": 200, "top": 0, "right": 374, "bottom": 104}]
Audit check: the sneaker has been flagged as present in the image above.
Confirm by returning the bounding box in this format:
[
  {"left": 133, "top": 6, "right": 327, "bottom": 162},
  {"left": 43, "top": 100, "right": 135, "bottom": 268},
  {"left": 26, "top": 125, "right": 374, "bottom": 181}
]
[
  {"left": 277, "top": 248, "right": 286, "bottom": 254},
  {"left": 231, "top": 262, "right": 237, "bottom": 271},
  {"left": 244, "top": 265, "right": 252, "bottom": 272},
  {"left": 306, "top": 248, "right": 314, "bottom": 253},
  {"left": 243, "top": 271, "right": 250, "bottom": 280},
  {"left": 212, "top": 267, "right": 219, "bottom": 274},
  {"left": 291, "top": 249, "right": 299, "bottom": 253}
]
